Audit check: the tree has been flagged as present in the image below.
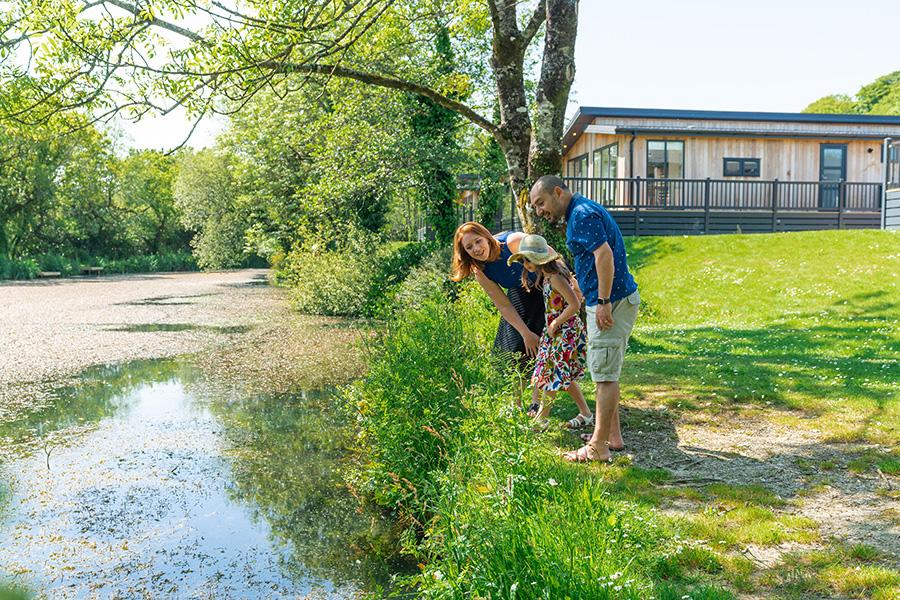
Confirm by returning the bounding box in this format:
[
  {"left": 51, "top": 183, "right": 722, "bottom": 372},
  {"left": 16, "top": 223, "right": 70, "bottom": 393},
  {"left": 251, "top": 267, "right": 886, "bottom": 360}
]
[
  {"left": 173, "top": 148, "right": 248, "bottom": 269},
  {"left": 220, "top": 79, "right": 420, "bottom": 253},
  {"left": 1, "top": 0, "right": 580, "bottom": 231},
  {"left": 803, "top": 94, "right": 857, "bottom": 115},
  {"left": 116, "top": 150, "right": 189, "bottom": 254},
  {"left": 406, "top": 24, "right": 464, "bottom": 243},
  {"left": 804, "top": 70, "right": 900, "bottom": 116}
]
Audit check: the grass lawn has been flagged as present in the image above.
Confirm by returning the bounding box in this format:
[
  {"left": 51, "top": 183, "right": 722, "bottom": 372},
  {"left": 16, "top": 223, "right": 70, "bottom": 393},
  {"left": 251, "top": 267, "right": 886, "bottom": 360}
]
[
  {"left": 625, "top": 229, "right": 899, "bottom": 446},
  {"left": 351, "top": 228, "right": 899, "bottom": 599},
  {"left": 546, "top": 230, "right": 899, "bottom": 598}
]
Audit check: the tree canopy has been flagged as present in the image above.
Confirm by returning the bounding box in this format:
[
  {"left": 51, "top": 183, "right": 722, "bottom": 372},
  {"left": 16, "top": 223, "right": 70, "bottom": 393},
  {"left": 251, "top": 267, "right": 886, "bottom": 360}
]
[
  {"left": 804, "top": 70, "right": 900, "bottom": 115},
  {"left": 1, "top": 1, "right": 581, "bottom": 230}
]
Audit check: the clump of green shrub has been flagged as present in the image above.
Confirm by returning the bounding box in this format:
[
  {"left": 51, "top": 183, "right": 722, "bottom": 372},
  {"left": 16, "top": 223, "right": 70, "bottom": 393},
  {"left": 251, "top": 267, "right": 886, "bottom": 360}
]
[
  {"left": 0, "top": 257, "right": 39, "bottom": 280},
  {"left": 96, "top": 251, "right": 197, "bottom": 274},
  {"left": 0, "top": 252, "right": 198, "bottom": 280},
  {"left": 279, "top": 230, "right": 433, "bottom": 318}
]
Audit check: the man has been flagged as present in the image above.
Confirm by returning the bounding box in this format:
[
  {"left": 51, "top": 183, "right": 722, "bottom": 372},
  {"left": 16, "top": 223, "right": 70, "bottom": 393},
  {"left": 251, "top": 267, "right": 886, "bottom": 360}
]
[{"left": 529, "top": 175, "right": 640, "bottom": 463}]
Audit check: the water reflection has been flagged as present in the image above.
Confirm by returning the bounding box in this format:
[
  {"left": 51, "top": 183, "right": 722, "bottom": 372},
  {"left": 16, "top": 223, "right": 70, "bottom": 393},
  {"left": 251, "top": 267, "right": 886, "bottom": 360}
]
[
  {"left": 0, "top": 358, "right": 402, "bottom": 598},
  {"left": 210, "top": 388, "right": 407, "bottom": 587}
]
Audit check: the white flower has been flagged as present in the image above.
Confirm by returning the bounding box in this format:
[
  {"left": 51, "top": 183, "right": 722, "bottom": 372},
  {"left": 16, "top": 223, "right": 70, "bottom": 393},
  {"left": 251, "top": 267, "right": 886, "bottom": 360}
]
[{"left": 548, "top": 478, "right": 558, "bottom": 487}]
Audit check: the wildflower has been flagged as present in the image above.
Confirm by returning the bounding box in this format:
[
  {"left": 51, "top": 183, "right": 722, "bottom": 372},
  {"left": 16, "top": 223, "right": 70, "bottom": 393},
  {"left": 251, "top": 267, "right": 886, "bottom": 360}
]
[
  {"left": 547, "top": 478, "right": 558, "bottom": 487},
  {"left": 433, "top": 570, "right": 443, "bottom": 581}
]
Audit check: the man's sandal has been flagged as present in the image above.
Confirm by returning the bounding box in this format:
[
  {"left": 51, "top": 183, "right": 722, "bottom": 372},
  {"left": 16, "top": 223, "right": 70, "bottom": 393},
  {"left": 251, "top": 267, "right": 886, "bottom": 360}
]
[
  {"left": 564, "top": 413, "right": 594, "bottom": 429},
  {"left": 578, "top": 432, "right": 624, "bottom": 451},
  {"left": 563, "top": 445, "right": 613, "bottom": 464}
]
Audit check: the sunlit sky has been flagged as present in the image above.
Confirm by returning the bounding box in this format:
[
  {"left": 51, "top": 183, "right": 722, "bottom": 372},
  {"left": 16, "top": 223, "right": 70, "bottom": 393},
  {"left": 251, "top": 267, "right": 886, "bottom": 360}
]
[{"left": 120, "top": 0, "right": 900, "bottom": 150}]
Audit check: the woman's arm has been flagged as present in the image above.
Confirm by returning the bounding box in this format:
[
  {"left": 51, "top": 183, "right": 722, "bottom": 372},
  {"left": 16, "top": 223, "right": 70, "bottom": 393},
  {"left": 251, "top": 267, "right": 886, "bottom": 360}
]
[
  {"left": 474, "top": 269, "right": 541, "bottom": 357},
  {"left": 547, "top": 273, "right": 582, "bottom": 336}
]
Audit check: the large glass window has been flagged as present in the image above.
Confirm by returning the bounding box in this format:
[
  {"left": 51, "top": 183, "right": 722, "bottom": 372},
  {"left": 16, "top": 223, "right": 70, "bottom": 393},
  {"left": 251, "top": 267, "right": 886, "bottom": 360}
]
[
  {"left": 647, "top": 140, "right": 684, "bottom": 178},
  {"left": 592, "top": 143, "right": 618, "bottom": 202},
  {"left": 646, "top": 140, "right": 684, "bottom": 206},
  {"left": 567, "top": 153, "right": 588, "bottom": 178}
]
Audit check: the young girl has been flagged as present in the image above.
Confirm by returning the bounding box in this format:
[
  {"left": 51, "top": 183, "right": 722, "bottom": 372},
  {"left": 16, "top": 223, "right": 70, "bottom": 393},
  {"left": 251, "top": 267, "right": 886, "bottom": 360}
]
[{"left": 507, "top": 234, "right": 593, "bottom": 430}]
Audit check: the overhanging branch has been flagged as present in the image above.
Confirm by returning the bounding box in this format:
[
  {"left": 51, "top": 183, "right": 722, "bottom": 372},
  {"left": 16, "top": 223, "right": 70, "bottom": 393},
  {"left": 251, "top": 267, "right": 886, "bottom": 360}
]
[
  {"left": 269, "top": 61, "right": 500, "bottom": 137},
  {"left": 104, "top": 0, "right": 205, "bottom": 42}
]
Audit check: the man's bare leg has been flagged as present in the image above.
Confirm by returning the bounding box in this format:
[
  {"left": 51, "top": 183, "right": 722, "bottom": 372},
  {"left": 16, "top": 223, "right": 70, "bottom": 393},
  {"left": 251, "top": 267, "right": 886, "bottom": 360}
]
[
  {"left": 608, "top": 402, "right": 623, "bottom": 449},
  {"left": 587, "top": 381, "right": 620, "bottom": 460}
]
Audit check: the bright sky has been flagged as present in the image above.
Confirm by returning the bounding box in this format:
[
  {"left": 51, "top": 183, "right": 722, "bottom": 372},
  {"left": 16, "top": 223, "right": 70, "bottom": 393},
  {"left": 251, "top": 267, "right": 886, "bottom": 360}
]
[{"left": 123, "top": 0, "right": 900, "bottom": 150}]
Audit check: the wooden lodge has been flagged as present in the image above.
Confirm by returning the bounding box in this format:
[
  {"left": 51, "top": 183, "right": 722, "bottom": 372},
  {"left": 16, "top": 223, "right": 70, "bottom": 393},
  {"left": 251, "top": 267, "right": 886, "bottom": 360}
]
[{"left": 553, "top": 107, "right": 900, "bottom": 236}]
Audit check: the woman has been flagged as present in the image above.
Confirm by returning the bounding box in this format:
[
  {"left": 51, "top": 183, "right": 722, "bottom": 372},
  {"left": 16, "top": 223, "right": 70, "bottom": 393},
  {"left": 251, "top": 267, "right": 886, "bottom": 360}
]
[{"left": 450, "top": 222, "right": 546, "bottom": 409}]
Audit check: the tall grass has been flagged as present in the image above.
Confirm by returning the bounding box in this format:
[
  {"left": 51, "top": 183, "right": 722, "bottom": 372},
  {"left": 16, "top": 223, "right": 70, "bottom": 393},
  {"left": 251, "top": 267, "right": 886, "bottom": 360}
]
[{"left": 344, "top": 282, "right": 732, "bottom": 598}]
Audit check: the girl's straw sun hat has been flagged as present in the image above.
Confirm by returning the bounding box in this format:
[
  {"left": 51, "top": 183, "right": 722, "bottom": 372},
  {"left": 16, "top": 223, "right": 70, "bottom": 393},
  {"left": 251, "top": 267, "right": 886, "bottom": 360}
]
[{"left": 507, "top": 234, "right": 560, "bottom": 266}]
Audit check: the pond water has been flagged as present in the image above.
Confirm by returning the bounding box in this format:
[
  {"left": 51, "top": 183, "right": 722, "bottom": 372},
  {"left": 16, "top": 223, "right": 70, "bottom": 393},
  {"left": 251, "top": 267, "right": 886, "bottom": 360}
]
[{"left": 0, "top": 359, "right": 402, "bottom": 599}]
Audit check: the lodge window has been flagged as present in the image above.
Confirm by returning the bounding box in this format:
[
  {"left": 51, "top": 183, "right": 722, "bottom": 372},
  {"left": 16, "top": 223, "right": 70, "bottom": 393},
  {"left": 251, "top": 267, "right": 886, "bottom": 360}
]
[
  {"left": 723, "top": 157, "right": 761, "bottom": 177},
  {"left": 592, "top": 143, "right": 618, "bottom": 202},
  {"left": 647, "top": 140, "right": 684, "bottom": 179},
  {"left": 567, "top": 153, "right": 588, "bottom": 178}
]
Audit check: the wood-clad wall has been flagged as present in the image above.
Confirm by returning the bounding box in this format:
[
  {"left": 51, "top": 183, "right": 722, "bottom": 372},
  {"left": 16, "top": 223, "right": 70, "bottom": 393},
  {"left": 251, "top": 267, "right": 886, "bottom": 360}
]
[{"left": 564, "top": 131, "right": 885, "bottom": 183}]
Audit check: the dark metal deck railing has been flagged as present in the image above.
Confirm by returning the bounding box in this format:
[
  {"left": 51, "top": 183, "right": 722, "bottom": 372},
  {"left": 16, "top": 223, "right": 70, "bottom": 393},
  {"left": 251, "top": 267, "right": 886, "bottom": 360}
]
[
  {"left": 564, "top": 177, "right": 883, "bottom": 212},
  {"left": 426, "top": 177, "right": 883, "bottom": 239}
]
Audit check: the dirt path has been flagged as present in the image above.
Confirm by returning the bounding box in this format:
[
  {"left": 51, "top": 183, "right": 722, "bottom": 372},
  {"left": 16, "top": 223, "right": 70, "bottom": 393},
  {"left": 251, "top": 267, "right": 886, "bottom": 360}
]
[{"left": 616, "top": 394, "right": 900, "bottom": 585}]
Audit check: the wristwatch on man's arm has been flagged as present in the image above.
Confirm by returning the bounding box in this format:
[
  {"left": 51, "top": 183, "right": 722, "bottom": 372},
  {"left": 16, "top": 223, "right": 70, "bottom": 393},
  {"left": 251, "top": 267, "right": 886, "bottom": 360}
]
[{"left": 597, "top": 297, "right": 611, "bottom": 305}]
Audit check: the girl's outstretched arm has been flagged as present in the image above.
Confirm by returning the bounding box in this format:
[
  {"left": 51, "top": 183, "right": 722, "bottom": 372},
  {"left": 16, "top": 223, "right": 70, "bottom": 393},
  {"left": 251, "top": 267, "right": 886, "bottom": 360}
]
[{"left": 547, "top": 272, "right": 582, "bottom": 336}]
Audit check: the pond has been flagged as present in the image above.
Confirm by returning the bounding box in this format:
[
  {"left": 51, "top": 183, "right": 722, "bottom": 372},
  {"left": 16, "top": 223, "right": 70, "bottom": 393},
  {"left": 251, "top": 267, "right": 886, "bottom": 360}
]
[{"left": 0, "top": 359, "right": 404, "bottom": 598}]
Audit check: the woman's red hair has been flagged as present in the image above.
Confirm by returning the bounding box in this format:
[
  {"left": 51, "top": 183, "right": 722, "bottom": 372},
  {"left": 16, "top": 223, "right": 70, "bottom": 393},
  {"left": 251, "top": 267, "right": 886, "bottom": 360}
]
[{"left": 450, "top": 222, "right": 501, "bottom": 281}]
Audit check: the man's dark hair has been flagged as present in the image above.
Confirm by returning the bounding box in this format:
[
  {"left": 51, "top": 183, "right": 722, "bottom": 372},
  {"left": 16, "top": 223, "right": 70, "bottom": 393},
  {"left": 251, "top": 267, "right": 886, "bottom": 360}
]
[{"left": 534, "top": 174, "right": 568, "bottom": 194}]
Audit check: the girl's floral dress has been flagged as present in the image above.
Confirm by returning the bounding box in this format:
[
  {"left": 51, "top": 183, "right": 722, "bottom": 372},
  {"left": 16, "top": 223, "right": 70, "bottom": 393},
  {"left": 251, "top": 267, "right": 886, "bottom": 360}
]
[{"left": 531, "top": 278, "right": 586, "bottom": 391}]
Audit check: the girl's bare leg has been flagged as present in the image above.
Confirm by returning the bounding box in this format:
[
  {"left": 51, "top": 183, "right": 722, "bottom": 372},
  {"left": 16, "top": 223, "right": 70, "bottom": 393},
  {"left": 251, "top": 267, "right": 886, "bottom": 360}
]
[{"left": 566, "top": 382, "right": 592, "bottom": 418}]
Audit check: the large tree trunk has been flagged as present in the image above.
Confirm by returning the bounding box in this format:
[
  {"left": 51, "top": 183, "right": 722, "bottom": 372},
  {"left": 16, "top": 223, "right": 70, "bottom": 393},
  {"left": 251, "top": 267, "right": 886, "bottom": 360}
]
[
  {"left": 488, "top": 0, "right": 534, "bottom": 230},
  {"left": 529, "top": 0, "right": 578, "bottom": 182},
  {"left": 489, "top": 0, "right": 579, "bottom": 233}
]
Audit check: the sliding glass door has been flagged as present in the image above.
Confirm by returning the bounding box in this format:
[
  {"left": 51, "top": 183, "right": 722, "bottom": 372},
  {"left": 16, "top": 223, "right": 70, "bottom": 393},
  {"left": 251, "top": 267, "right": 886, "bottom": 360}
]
[{"left": 646, "top": 140, "right": 684, "bottom": 206}]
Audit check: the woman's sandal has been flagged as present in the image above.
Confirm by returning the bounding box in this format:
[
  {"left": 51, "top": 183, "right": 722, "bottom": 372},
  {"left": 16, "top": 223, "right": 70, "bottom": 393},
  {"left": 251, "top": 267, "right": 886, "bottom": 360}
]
[
  {"left": 563, "top": 445, "right": 613, "bottom": 464},
  {"left": 564, "top": 413, "right": 594, "bottom": 429},
  {"left": 579, "top": 432, "right": 625, "bottom": 451},
  {"left": 526, "top": 402, "right": 541, "bottom": 417}
]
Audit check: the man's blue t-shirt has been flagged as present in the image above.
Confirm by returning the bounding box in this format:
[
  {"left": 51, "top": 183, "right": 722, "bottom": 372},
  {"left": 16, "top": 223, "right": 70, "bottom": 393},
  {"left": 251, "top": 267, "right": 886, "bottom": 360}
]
[{"left": 565, "top": 193, "right": 637, "bottom": 306}]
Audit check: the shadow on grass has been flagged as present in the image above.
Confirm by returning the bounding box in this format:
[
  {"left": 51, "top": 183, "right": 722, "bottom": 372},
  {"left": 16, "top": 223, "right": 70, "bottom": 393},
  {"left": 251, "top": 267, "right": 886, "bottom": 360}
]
[{"left": 627, "top": 292, "right": 898, "bottom": 443}]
